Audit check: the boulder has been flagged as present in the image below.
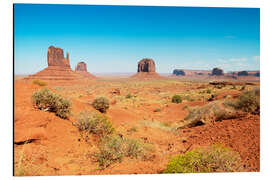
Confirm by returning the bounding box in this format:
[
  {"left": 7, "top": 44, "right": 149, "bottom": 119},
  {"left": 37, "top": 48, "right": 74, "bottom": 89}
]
[
  {"left": 137, "top": 58, "right": 156, "bottom": 72},
  {"left": 211, "top": 68, "right": 224, "bottom": 76},
  {"left": 173, "top": 69, "right": 185, "bottom": 76},
  {"left": 47, "top": 46, "right": 70, "bottom": 67}
]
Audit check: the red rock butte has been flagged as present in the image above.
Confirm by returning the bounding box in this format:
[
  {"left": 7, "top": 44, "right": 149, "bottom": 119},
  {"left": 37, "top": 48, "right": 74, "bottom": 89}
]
[
  {"left": 75, "top": 61, "right": 96, "bottom": 79},
  {"left": 131, "top": 58, "right": 164, "bottom": 79},
  {"left": 25, "top": 46, "right": 93, "bottom": 81}
]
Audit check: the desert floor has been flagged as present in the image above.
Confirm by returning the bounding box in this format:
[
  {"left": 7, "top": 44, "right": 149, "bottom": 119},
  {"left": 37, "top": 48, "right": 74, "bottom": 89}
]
[{"left": 14, "top": 77, "right": 260, "bottom": 176}]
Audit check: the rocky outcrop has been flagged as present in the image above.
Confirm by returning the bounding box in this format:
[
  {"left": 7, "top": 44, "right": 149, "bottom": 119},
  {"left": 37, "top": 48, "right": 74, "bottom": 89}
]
[
  {"left": 211, "top": 68, "right": 224, "bottom": 76},
  {"left": 48, "top": 46, "right": 70, "bottom": 67},
  {"left": 237, "top": 71, "right": 249, "bottom": 76},
  {"left": 173, "top": 69, "right": 185, "bottom": 76},
  {"left": 25, "top": 46, "right": 94, "bottom": 81},
  {"left": 75, "top": 62, "right": 87, "bottom": 72},
  {"left": 137, "top": 58, "right": 156, "bottom": 72},
  {"left": 75, "top": 61, "right": 96, "bottom": 79}
]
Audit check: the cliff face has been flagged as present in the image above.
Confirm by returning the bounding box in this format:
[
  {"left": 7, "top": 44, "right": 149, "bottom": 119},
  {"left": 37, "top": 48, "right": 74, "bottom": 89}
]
[
  {"left": 137, "top": 58, "right": 156, "bottom": 73},
  {"left": 47, "top": 46, "right": 70, "bottom": 67}
]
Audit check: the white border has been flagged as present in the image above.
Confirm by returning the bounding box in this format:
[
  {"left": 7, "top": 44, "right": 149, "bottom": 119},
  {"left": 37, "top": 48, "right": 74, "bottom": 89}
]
[{"left": 2, "top": 0, "right": 270, "bottom": 180}]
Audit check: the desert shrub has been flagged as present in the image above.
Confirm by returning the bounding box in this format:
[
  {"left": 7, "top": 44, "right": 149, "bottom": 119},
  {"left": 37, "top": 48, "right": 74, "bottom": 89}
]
[
  {"left": 75, "top": 111, "right": 114, "bottom": 138},
  {"left": 32, "top": 88, "right": 71, "bottom": 119},
  {"left": 172, "top": 95, "right": 182, "bottom": 104},
  {"left": 163, "top": 144, "right": 243, "bottom": 173},
  {"left": 181, "top": 101, "right": 236, "bottom": 128},
  {"left": 32, "top": 79, "right": 47, "bottom": 86},
  {"left": 95, "top": 135, "right": 145, "bottom": 168},
  {"left": 206, "top": 89, "right": 211, "bottom": 94},
  {"left": 92, "top": 97, "right": 110, "bottom": 113},
  {"left": 153, "top": 108, "right": 161, "bottom": 112},
  {"left": 126, "top": 93, "right": 132, "bottom": 99},
  {"left": 225, "top": 88, "right": 260, "bottom": 115},
  {"left": 182, "top": 105, "right": 189, "bottom": 110}
]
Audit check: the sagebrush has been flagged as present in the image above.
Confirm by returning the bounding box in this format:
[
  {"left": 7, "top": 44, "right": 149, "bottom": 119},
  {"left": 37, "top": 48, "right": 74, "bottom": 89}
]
[
  {"left": 92, "top": 97, "right": 110, "bottom": 113},
  {"left": 32, "top": 88, "right": 71, "bottom": 119}
]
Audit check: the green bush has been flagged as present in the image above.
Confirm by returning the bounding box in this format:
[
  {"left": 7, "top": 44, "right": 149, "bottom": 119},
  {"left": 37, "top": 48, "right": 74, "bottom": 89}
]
[
  {"left": 153, "top": 108, "right": 161, "bottom": 112},
  {"left": 92, "top": 97, "right": 110, "bottom": 113},
  {"left": 75, "top": 111, "right": 114, "bottom": 138},
  {"left": 172, "top": 95, "right": 182, "bottom": 104},
  {"left": 225, "top": 88, "right": 260, "bottom": 115},
  {"left": 163, "top": 144, "right": 243, "bottom": 173},
  {"left": 206, "top": 89, "right": 211, "bottom": 94},
  {"left": 32, "top": 88, "right": 71, "bottom": 119},
  {"left": 126, "top": 94, "right": 132, "bottom": 99},
  {"left": 32, "top": 79, "right": 47, "bottom": 86},
  {"left": 95, "top": 135, "right": 145, "bottom": 168}
]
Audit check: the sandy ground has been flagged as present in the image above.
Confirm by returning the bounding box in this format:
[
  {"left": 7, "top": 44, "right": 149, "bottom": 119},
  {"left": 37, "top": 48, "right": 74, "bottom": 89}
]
[{"left": 14, "top": 77, "right": 260, "bottom": 176}]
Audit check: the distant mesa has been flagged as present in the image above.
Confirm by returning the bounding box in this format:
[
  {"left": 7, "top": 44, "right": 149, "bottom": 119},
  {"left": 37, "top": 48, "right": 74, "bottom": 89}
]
[
  {"left": 137, "top": 58, "right": 156, "bottom": 73},
  {"left": 131, "top": 58, "right": 164, "bottom": 79},
  {"left": 237, "top": 71, "right": 249, "bottom": 76},
  {"left": 211, "top": 67, "right": 224, "bottom": 76},
  {"left": 25, "top": 46, "right": 94, "bottom": 81},
  {"left": 75, "top": 62, "right": 87, "bottom": 72},
  {"left": 75, "top": 61, "right": 96, "bottom": 79},
  {"left": 173, "top": 69, "right": 185, "bottom": 76}
]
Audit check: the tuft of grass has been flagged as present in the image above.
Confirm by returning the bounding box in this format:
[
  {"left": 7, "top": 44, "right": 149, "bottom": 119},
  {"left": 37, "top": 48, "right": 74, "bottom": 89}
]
[
  {"left": 75, "top": 111, "right": 114, "bottom": 138},
  {"left": 32, "top": 79, "right": 47, "bottom": 86},
  {"left": 32, "top": 88, "right": 71, "bottom": 119},
  {"left": 126, "top": 93, "right": 132, "bottom": 99},
  {"left": 163, "top": 144, "right": 243, "bottom": 173},
  {"left": 153, "top": 108, "right": 161, "bottom": 112},
  {"left": 172, "top": 95, "right": 182, "bottom": 104},
  {"left": 92, "top": 97, "right": 110, "bottom": 113}
]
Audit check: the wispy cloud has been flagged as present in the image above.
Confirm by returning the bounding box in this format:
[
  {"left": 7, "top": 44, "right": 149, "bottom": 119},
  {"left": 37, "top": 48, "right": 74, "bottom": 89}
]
[
  {"left": 253, "top": 56, "right": 260, "bottom": 61},
  {"left": 229, "top": 57, "right": 248, "bottom": 62}
]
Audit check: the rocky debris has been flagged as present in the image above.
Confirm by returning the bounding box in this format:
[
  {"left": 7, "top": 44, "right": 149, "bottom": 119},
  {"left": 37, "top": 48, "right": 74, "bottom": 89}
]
[
  {"left": 211, "top": 68, "right": 224, "bottom": 76},
  {"left": 238, "top": 71, "right": 249, "bottom": 76},
  {"left": 75, "top": 62, "right": 87, "bottom": 72},
  {"left": 173, "top": 69, "right": 185, "bottom": 76},
  {"left": 137, "top": 58, "right": 156, "bottom": 72},
  {"left": 48, "top": 46, "right": 70, "bottom": 67}
]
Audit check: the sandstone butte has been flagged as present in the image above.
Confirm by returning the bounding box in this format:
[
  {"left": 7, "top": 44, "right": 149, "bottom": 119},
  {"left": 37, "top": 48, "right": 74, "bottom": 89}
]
[
  {"left": 25, "top": 46, "right": 94, "bottom": 81},
  {"left": 75, "top": 61, "right": 96, "bottom": 79},
  {"left": 131, "top": 58, "right": 165, "bottom": 79}
]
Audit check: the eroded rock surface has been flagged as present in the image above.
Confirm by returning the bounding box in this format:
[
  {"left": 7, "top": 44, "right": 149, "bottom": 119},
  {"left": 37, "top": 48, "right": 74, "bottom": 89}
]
[{"left": 138, "top": 58, "right": 156, "bottom": 72}]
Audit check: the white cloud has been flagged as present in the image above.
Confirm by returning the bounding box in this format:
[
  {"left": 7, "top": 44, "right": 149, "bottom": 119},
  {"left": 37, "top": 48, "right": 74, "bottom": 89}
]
[
  {"left": 229, "top": 57, "right": 248, "bottom": 62},
  {"left": 253, "top": 56, "right": 260, "bottom": 61}
]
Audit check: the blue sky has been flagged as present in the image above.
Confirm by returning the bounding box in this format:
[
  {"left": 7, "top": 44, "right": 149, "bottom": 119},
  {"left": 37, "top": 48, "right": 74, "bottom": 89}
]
[{"left": 14, "top": 4, "right": 260, "bottom": 74}]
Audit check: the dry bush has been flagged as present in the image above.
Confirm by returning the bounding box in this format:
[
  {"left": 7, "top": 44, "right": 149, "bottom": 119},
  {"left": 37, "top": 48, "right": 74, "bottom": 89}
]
[
  {"left": 181, "top": 101, "right": 236, "bottom": 128},
  {"left": 163, "top": 144, "right": 243, "bottom": 173},
  {"left": 172, "top": 95, "right": 182, "bottom": 104},
  {"left": 225, "top": 88, "right": 260, "bottom": 115},
  {"left": 92, "top": 97, "right": 110, "bottom": 113},
  {"left": 32, "top": 79, "right": 47, "bottom": 86},
  {"left": 94, "top": 135, "right": 147, "bottom": 168},
  {"left": 75, "top": 111, "right": 114, "bottom": 138},
  {"left": 32, "top": 88, "right": 71, "bottom": 119}
]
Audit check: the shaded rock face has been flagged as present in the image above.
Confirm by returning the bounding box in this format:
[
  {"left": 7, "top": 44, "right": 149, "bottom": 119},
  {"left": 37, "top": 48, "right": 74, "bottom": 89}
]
[
  {"left": 48, "top": 46, "right": 70, "bottom": 67},
  {"left": 255, "top": 72, "right": 260, "bottom": 77},
  {"left": 238, "top": 71, "right": 249, "bottom": 76},
  {"left": 137, "top": 58, "right": 156, "bottom": 72},
  {"left": 211, "top": 68, "right": 224, "bottom": 76},
  {"left": 75, "top": 62, "right": 87, "bottom": 72},
  {"left": 173, "top": 69, "right": 185, "bottom": 76}
]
